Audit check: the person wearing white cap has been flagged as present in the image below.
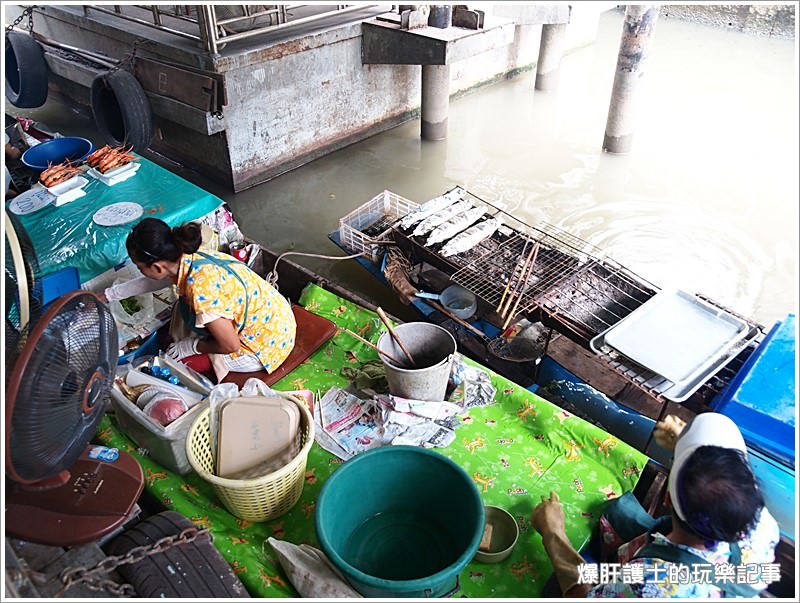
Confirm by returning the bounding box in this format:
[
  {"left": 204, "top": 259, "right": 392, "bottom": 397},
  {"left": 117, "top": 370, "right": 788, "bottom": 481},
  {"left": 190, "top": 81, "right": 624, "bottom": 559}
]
[{"left": 531, "top": 412, "right": 780, "bottom": 598}]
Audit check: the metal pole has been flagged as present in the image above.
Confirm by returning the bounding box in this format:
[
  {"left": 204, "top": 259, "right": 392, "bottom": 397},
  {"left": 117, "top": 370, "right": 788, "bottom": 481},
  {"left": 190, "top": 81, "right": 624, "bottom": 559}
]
[
  {"left": 602, "top": 5, "right": 660, "bottom": 154},
  {"left": 535, "top": 23, "right": 567, "bottom": 92}
]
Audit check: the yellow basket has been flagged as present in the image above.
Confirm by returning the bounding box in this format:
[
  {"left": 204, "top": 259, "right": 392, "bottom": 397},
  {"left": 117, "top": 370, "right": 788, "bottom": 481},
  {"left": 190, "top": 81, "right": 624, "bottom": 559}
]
[{"left": 185, "top": 395, "right": 314, "bottom": 522}]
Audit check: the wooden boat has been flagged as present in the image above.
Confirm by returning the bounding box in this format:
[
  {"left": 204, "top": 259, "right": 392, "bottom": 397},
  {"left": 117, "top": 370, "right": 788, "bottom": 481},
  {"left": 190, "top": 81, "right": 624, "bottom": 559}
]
[
  {"left": 4, "top": 180, "right": 794, "bottom": 596},
  {"left": 328, "top": 188, "right": 797, "bottom": 596}
]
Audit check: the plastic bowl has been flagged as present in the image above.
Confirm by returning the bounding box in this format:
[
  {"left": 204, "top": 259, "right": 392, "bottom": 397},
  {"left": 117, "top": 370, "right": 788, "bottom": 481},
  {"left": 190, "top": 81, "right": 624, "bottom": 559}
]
[
  {"left": 440, "top": 285, "right": 477, "bottom": 320},
  {"left": 473, "top": 505, "right": 519, "bottom": 563},
  {"left": 21, "top": 137, "right": 94, "bottom": 171}
]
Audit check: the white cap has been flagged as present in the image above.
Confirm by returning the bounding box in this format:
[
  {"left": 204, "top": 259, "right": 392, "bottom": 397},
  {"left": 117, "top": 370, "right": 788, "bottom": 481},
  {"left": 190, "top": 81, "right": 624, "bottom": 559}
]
[{"left": 668, "top": 413, "right": 747, "bottom": 525}]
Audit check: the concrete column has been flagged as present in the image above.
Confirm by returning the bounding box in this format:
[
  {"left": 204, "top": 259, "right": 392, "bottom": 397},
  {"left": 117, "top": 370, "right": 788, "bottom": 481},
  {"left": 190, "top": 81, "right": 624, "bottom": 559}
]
[
  {"left": 421, "top": 64, "right": 450, "bottom": 140},
  {"left": 535, "top": 23, "right": 568, "bottom": 92},
  {"left": 602, "top": 5, "right": 660, "bottom": 154}
]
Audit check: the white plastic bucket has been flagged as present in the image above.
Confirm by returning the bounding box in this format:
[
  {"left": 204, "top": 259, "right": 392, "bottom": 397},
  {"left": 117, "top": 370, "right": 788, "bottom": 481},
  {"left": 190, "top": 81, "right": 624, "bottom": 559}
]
[{"left": 377, "top": 323, "right": 456, "bottom": 402}]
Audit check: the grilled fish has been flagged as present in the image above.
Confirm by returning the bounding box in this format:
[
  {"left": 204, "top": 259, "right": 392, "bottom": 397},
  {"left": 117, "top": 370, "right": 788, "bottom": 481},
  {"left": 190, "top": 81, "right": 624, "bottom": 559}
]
[
  {"left": 411, "top": 200, "right": 474, "bottom": 237},
  {"left": 440, "top": 217, "right": 503, "bottom": 257},
  {"left": 426, "top": 206, "right": 486, "bottom": 246},
  {"left": 399, "top": 186, "right": 466, "bottom": 229}
]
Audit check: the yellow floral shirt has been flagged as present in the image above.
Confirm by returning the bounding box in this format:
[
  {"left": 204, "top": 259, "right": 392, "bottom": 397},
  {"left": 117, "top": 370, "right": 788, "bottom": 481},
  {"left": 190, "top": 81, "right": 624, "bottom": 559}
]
[{"left": 175, "top": 249, "right": 296, "bottom": 373}]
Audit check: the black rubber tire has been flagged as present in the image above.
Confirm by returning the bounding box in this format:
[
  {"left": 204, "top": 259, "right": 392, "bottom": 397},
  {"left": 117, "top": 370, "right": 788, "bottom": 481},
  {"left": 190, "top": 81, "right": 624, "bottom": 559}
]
[
  {"left": 106, "top": 511, "right": 250, "bottom": 598},
  {"left": 5, "top": 31, "right": 49, "bottom": 108},
  {"left": 90, "top": 69, "right": 153, "bottom": 152}
]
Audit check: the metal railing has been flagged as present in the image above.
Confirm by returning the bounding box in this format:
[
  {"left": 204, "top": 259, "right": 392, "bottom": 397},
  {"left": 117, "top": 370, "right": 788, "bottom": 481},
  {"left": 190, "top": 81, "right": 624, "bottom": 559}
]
[{"left": 82, "top": 5, "right": 384, "bottom": 54}]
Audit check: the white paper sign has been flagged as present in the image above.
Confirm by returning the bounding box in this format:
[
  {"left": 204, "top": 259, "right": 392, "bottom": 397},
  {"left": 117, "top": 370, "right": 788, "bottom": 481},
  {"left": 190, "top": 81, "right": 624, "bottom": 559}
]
[{"left": 92, "top": 202, "right": 144, "bottom": 226}]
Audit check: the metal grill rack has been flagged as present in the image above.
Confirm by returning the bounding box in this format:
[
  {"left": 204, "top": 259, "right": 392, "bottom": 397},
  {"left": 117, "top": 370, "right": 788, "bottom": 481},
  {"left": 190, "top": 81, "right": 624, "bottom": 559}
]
[
  {"left": 450, "top": 204, "right": 658, "bottom": 341},
  {"left": 386, "top": 186, "right": 766, "bottom": 404}
]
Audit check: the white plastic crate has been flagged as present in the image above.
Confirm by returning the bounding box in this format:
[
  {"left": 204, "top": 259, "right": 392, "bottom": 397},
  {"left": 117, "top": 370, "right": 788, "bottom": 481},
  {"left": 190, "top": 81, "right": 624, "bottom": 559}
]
[{"left": 338, "top": 190, "right": 419, "bottom": 262}]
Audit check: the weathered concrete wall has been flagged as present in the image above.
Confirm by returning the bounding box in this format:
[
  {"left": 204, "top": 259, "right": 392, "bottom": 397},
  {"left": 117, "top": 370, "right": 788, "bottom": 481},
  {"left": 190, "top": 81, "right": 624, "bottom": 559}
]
[
  {"left": 659, "top": 4, "right": 795, "bottom": 39},
  {"left": 218, "top": 23, "right": 420, "bottom": 190},
  {"left": 4, "top": 4, "right": 619, "bottom": 192}
]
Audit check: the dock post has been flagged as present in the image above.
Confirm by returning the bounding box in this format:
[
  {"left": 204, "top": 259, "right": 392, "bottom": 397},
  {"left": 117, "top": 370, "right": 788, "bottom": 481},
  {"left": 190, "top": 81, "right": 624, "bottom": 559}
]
[
  {"left": 421, "top": 64, "right": 450, "bottom": 140},
  {"left": 535, "top": 23, "right": 568, "bottom": 91},
  {"left": 602, "top": 5, "right": 660, "bottom": 154}
]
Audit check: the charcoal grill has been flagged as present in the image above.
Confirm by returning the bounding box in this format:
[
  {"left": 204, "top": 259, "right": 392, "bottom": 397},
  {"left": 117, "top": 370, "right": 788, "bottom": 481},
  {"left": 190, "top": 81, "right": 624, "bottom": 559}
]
[{"left": 386, "top": 187, "right": 765, "bottom": 404}]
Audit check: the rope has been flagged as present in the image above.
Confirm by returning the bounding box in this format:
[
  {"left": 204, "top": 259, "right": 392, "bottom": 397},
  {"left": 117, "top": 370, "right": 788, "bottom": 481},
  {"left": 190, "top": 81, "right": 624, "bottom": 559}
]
[{"left": 265, "top": 247, "right": 395, "bottom": 290}]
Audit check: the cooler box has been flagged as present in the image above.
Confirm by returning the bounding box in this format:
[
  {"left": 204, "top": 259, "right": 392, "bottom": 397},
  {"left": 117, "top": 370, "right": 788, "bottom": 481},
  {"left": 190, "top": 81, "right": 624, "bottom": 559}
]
[{"left": 711, "top": 313, "right": 795, "bottom": 467}]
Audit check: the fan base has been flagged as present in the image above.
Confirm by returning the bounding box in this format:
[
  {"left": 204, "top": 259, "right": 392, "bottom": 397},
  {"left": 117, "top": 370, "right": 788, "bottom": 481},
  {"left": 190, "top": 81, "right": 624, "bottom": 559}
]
[{"left": 6, "top": 445, "right": 144, "bottom": 547}]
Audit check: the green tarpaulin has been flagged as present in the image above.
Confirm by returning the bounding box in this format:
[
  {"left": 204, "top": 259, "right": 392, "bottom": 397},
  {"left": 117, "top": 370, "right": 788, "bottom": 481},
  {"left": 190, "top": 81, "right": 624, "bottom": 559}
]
[{"left": 98, "top": 283, "right": 647, "bottom": 598}]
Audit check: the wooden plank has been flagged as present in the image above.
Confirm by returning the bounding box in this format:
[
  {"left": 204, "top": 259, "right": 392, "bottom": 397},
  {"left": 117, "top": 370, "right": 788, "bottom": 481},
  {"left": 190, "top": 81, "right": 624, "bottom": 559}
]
[
  {"left": 545, "top": 333, "right": 700, "bottom": 423},
  {"left": 134, "top": 57, "right": 216, "bottom": 112}
]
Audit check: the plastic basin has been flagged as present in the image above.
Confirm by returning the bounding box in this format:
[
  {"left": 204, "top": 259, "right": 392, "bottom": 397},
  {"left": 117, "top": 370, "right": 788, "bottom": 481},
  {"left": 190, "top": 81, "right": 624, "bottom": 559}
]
[
  {"left": 21, "top": 137, "right": 94, "bottom": 171},
  {"left": 473, "top": 505, "right": 519, "bottom": 563},
  {"left": 316, "top": 446, "right": 485, "bottom": 597},
  {"left": 440, "top": 285, "right": 477, "bottom": 320}
]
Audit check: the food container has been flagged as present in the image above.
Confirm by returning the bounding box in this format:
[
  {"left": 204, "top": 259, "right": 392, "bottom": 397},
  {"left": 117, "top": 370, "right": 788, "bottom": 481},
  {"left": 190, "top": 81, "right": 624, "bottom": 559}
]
[
  {"left": 87, "top": 161, "right": 140, "bottom": 186},
  {"left": 229, "top": 241, "right": 249, "bottom": 262},
  {"left": 21, "top": 136, "right": 94, "bottom": 171},
  {"left": 109, "top": 384, "right": 207, "bottom": 475},
  {"left": 46, "top": 175, "right": 89, "bottom": 207},
  {"left": 473, "top": 505, "right": 519, "bottom": 563},
  {"left": 440, "top": 285, "right": 477, "bottom": 320}
]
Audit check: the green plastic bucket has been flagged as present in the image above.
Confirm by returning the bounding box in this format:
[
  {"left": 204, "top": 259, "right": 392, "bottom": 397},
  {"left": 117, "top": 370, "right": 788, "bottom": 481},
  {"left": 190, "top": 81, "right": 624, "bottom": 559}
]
[{"left": 316, "top": 446, "right": 485, "bottom": 598}]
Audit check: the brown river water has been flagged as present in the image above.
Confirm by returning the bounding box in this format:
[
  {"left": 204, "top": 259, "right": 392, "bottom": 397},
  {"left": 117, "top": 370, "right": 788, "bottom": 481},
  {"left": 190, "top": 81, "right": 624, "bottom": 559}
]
[{"left": 7, "top": 8, "right": 798, "bottom": 328}]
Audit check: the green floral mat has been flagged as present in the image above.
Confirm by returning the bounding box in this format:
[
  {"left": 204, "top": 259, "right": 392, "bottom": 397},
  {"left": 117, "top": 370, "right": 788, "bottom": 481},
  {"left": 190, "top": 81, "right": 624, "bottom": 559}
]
[{"left": 98, "top": 283, "right": 647, "bottom": 597}]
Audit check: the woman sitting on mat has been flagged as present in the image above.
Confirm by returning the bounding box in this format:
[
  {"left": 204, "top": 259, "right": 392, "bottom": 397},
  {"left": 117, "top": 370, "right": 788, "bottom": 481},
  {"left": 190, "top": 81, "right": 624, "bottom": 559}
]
[{"left": 124, "top": 217, "right": 296, "bottom": 383}]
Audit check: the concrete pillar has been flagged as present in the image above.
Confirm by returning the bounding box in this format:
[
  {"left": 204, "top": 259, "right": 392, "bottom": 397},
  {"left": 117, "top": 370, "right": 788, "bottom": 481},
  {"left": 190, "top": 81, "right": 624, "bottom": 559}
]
[
  {"left": 421, "top": 64, "right": 450, "bottom": 140},
  {"left": 602, "top": 5, "right": 660, "bottom": 154},
  {"left": 535, "top": 23, "right": 568, "bottom": 92}
]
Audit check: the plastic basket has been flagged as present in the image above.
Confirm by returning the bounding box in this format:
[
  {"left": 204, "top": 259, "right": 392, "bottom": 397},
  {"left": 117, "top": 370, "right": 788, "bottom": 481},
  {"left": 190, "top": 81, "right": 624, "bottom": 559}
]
[
  {"left": 185, "top": 395, "right": 314, "bottom": 522},
  {"left": 338, "top": 190, "right": 419, "bottom": 262}
]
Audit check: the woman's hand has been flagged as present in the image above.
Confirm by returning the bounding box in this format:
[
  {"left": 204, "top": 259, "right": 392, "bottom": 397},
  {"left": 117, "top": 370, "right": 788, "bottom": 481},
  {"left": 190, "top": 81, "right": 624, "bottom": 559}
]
[
  {"left": 166, "top": 338, "right": 198, "bottom": 360},
  {"left": 532, "top": 491, "right": 567, "bottom": 536}
]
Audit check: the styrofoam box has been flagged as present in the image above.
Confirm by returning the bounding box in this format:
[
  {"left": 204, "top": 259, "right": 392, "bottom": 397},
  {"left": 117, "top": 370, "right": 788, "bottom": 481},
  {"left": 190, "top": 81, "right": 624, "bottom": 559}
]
[{"left": 109, "top": 385, "right": 208, "bottom": 475}]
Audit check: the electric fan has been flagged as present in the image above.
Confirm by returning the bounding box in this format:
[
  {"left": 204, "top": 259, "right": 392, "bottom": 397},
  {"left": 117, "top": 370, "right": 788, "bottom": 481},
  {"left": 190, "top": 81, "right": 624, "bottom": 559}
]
[
  {"left": 5, "top": 290, "right": 145, "bottom": 546},
  {"left": 4, "top": 209, "right": 42, "bottom": 353}
]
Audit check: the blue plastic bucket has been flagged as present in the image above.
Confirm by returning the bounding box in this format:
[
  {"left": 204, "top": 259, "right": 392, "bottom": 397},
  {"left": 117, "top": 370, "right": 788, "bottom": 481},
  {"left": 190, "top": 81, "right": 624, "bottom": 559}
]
[
  {"left": 316, "top": 446, "right": 484, "bottom": 597},
  {"left": 21, "top": 137, "right": 94, "bottom": 171}
]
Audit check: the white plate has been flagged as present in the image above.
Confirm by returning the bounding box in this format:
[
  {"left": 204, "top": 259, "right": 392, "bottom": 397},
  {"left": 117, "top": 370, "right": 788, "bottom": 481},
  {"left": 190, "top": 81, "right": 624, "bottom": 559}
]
[
  {"left": 87, "top": 161, "right": 139, "bottom": 185},
  {"left": 7, "top": 187, "right": 55, "bottom": 215},
  {"left": 93, "top": 202, "right": 144, "bottom": 226},
  {"left": 45, "top": 175, "right": 88, "bottom": 197}
]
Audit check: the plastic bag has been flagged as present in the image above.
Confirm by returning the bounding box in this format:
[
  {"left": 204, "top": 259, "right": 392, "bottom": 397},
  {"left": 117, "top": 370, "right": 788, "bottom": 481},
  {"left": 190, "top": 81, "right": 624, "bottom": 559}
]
[{"left": 108, "top": 277, "right": 155, "bottom": 329}]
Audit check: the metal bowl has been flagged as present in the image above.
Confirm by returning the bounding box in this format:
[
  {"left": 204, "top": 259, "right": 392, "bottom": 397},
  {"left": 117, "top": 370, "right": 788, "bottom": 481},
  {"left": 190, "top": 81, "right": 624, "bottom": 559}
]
[
  {"left": 473, "top": 505, "right": 519, "bottom": 563},
  {"left": 21, "top": 137, "right": 94, "bottom": 171}
]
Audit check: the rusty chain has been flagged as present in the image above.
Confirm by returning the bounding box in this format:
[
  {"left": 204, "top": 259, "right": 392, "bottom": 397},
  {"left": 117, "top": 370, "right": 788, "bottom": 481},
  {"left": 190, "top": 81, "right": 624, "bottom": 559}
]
[
  {"left": 5, "top": 6, "right": 35, "bottom": 33},
  {"left": 54, "top": 526, "right": 211, "bottom": 598}
]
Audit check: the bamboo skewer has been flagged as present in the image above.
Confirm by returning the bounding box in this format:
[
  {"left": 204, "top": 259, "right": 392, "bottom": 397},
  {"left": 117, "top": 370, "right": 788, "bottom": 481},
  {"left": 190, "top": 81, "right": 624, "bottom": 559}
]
[
  {"left": 498, "top": 241, "right": 537, "bottom": 318},
  {"left": 502, "top": 242, "right": 540, "bottom": 330},
  {"left": 376, "top": 307, "right": 417, "bottom": 367},
  {"left": 427, "top": 299, "right": 487, "bottom": 338},
  {"left": 342, "top": 328, "right": 407, "bottom": 367},
  {"left": 496, "top": 238, "right": 530, "bottom": 313}
]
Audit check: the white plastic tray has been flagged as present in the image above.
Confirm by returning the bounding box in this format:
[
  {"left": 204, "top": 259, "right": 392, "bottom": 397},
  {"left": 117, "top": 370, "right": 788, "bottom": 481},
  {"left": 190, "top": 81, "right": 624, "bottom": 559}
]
[
  {"left": 87, "top": 161, "right": 140, "bottom": 185},
  {"left": 599, "top": 289, "right": 750, "bottom": 384},
  {"left": 591, "top": 323, "right": 759, "bottom": 402}
]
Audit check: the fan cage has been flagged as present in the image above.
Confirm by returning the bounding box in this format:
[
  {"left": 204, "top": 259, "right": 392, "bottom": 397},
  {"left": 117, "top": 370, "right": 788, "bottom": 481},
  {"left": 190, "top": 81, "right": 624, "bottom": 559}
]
[{"left": 5, "top": 291, "right": 118, "bottom": 484}]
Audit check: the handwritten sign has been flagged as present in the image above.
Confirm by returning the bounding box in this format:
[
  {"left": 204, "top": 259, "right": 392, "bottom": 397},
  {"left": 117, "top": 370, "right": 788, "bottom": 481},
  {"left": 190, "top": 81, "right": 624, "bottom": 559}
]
[
  {"left": 7, "top": 188, "right": 54, "bottom": 215},
  {"left": 92, "top": 202, "right": 144, "bottom": 227}
]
